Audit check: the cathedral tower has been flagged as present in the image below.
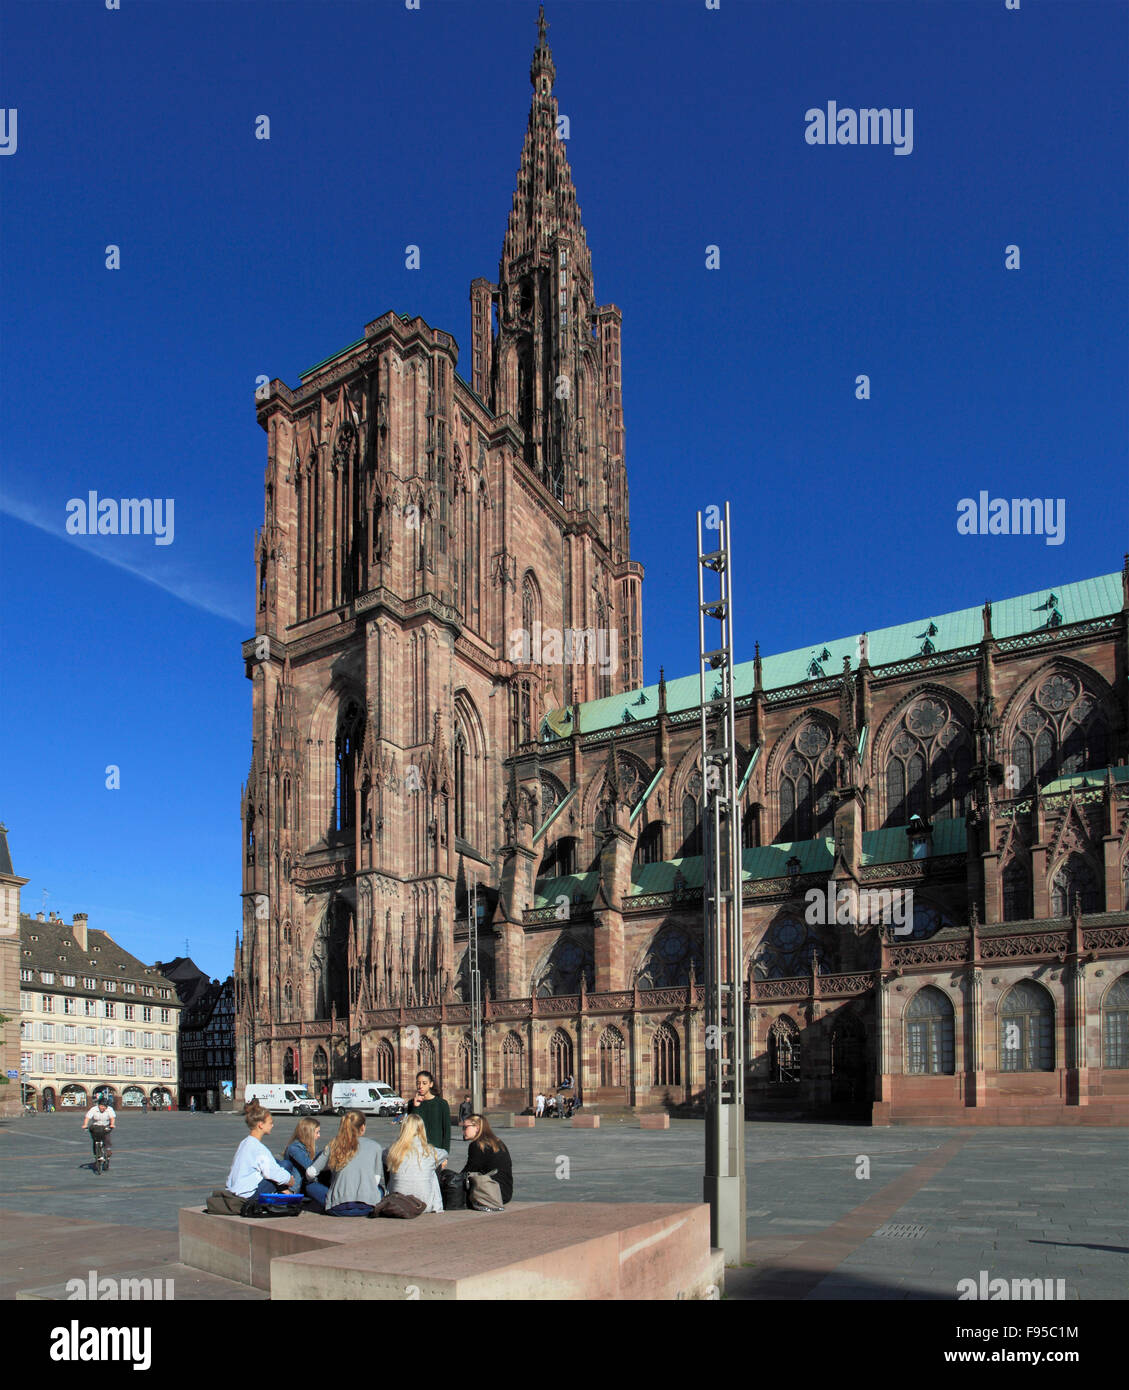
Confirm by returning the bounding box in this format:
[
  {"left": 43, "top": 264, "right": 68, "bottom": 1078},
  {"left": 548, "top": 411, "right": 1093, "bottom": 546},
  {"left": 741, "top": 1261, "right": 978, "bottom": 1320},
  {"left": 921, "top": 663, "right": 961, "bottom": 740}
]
[{"left": 235, "top": 9, "right": 645, "bottom": 1093}]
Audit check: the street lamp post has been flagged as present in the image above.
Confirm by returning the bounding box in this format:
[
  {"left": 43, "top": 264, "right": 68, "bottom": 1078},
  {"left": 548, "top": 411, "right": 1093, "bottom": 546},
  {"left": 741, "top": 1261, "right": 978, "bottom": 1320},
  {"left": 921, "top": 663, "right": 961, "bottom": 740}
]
[
  {"left": 469, "top": 877, "right": 485, "bottom": 1114},
  {"left": 697, "top": 501, "right": 747, "bottom": 1265}
]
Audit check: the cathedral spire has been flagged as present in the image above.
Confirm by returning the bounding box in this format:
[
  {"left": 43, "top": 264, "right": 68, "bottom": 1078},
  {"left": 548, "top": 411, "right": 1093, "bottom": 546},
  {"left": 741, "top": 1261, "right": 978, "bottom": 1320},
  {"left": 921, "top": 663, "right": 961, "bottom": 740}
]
[{"left": 531, "top": 5, "right": 555, "bottom": 93}]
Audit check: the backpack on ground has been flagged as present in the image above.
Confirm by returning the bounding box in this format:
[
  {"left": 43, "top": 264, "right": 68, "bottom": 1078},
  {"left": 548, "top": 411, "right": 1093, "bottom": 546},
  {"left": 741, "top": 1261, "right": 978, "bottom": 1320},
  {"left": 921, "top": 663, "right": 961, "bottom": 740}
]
[
  {"left": 439, "top": 1167, "right": 467, "bottom": 1210},
  {"left": 466, "top": 1171, "right": 504, "bottom": 1212},
  {"left": 205, "top": 1189, "right": 247, "bottom": 1216},
  {"left": 241, "top": 1192, "right": 304, "bottom": 1218},
  {"left": 324, "top": 1201, "right": 375, "bottom": 1218},
  {"left": 368, "top": 1193, "right": 427, "bottom": 1219}
]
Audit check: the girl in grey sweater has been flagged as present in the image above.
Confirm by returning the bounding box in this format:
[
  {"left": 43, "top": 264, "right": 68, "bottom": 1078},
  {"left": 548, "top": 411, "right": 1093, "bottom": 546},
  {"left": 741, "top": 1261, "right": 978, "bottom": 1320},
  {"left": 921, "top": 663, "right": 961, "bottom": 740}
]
[
  {"left": 307, "top": 1110, "right": 385, "bottom": 1211},
  {"left": 384, "top": 1113, "right": 447, "bottom": 1213}
]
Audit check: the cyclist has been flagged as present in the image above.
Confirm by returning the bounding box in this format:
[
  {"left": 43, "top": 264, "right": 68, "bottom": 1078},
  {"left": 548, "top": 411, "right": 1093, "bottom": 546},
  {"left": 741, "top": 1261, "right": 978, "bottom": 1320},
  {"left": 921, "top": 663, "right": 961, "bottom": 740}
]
[{"left": 82, "top": 1097, "right": 116, "bottom": 1172}]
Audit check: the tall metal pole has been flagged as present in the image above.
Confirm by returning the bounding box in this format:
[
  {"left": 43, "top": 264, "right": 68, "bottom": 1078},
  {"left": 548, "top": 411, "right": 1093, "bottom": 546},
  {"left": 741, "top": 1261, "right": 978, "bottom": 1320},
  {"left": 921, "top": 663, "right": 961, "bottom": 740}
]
[
  {"left": 698, "top": 501, "right": 747, "bottom": 1264},
  {"left": 469, "top": 877, "right": 484, "bottom": 1113}
]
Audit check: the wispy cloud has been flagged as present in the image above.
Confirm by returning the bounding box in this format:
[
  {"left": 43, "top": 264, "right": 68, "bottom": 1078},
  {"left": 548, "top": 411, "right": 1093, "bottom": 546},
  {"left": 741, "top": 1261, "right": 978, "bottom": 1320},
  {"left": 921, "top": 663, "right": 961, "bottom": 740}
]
[{"left": 0, "top": 491, "right": 246, "bottom": 625}]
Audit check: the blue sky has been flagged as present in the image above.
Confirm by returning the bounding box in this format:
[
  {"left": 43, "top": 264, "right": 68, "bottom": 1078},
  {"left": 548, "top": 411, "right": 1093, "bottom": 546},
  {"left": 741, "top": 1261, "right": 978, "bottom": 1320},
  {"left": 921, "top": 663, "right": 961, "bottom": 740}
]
[{"left": 1, "top": 0, "right": 1126, "bottom": 982}]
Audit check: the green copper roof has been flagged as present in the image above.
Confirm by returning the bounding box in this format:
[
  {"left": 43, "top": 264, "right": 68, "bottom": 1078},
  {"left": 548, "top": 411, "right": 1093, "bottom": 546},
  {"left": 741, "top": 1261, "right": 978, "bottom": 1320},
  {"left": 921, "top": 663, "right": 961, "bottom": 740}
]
[
  {"left": 1041, "top": 764, "right": 1129, "bottom": 796},
  {"left": 530, "top": 820, "right": 969, "bottom": 905},
  {"left": 544, "top": 569, "right": 1123, "bottom": 739}
]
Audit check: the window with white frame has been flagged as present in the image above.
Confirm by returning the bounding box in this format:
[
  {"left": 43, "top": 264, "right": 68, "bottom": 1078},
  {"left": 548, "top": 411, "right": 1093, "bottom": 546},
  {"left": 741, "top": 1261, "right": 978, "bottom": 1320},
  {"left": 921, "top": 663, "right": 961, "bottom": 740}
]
[
  {"left": 40, "top": 1023, "right": 55, "bottom": 1042},
  {"left": 63, "top": 1026, "right": 76, "bottom": 1044},
  {"left": 42, "top": 995, "right": 54, "bottom": 1013},
  {"left": 41, "top": 972, "right": 55, "bottom": 985},
  {"left": 62, "top": 975, "right": 76, "bottom": 987},
  {"left": 43, "top": 1053, "right": 55, "bottom": 1070},
  {"left": 161, "top": 1059, "right": 172, "bottom": 1078},
  {"left": 83, "top": 976, "right": 96, "bottom": 988},
  {"left": 160, "top": 1009, "right": 170, "bottom": 1023},
  {"left": 122, "top": 1058, "right": 135, "bottom": 1076},
  {"left": 20, "top": 969, "right": 33, "bottom": 982},
  {"left": 105, "top": 1056, "right": 116, "bottom": 1075},
  {"left": 19, "top": 991, "right": 32, "bottom": 1009},
  {"left": 124, "top": 1005, "right": 135, "bottom": 1021},
  {"left": 142, "top": 1058, "right": 154, "bottom": 1077},
  {"left": 63, "top": 997, "right": 76, "bottom": 1015},
  {"left": 142, "top": 1006, "right": 152, "bottom": 1022}
]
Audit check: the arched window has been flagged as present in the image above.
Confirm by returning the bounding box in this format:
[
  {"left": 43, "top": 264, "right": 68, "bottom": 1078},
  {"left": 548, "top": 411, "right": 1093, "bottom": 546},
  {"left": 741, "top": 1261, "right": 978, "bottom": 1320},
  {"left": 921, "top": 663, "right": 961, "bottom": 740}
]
[
  {"left": 1002, "top": 860, "right": 1032, "bottom": 922},
  {"left": 768, "top": 1017, "right": 801, "bottom": 1084},
  {"left": 313, "top": 1045, "right": 329, "bottom": 1089},
  {"left": 549, "top": 1029, "right": 573, "bottom": 1089},
  {"left": 754, "top": 918, "right": 817, "bottom": 980},
  {"left": 596, "top": 594, "right": 612, "bottom": 701},
  {"left": 502, "top": 1032, "right": 524, "bottom": 1089},
  {"left": 533, "top": 935, "right": 592, "bottom": 997},
  {"left": 539, "top": 836, "right": 578, "bottom": 878},
  {"left": 652, "top": 1023, "right": 680, "bottom": 1087},
  {"left": 454, "top": 724, "right": 468, "bottom": 840},
  {"left": 778, "top": 721, "right": 836, "bottom": 842},
  {"left": 375, "top": 1039, "right": 395, "bottom": 1089},
  {"left": 598, "top": 1026, "right": 625, "bottom": 1088},
  {"left": 510, "top": 679, "right": 533, "bottom": 747},
  {"left": 418, "top": 1036, "right": 436, "bottom": 1077},
  {"left": 1009, "top": 673, "right": 1110, "bottom": 793},
  {"left": 283, "top": 980, "right": 293, "bottom": 1014},
  {"left": 883, "top": 697, "right": 972, "bottom": 827},
  {"left": 999, "top": 981, "right": 1054, "bottom": 1072},
  {"left": 334, "top": 700, "right": 364, "bottom": 833},
  {"left": 1050, "top": 854, "right": 1100, "bottom": 917},
  {"left": 680, "top": 769, "right": 703, "bottom": 856},
  {"left": 457, "top": 1035, "right": 473, "bottom": 1092},
  {"left": 521, "top": 572, "right": 540, "bottom": 645},
  {"left": 633, "top": 822, "right": 663, "bottom": 866},
  {"left": 637, "top": 924, "right": 703, "bottom": 989},
  {"left": 1101, "top": 974, "right": 1129, "bottom": 1069},
  {"left": 283, "top": 1047, "right": 297, "bottom": 1084},
  {"left": 904, "top": 987, "right": 955, "bottom": 1074},
  {"left": 282, "top": 774, "right": 291, "bottom": 831}
]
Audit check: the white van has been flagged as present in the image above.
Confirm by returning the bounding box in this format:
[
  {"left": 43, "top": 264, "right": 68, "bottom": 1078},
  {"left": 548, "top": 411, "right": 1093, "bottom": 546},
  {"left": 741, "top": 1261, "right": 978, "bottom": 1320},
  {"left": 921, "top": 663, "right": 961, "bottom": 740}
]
[
  {"left": 331, "top": 1081, "right": 405, "bottom": 1117},
  {"left": 243, "top": 1083, "right": 320, "bottom": 1116}
]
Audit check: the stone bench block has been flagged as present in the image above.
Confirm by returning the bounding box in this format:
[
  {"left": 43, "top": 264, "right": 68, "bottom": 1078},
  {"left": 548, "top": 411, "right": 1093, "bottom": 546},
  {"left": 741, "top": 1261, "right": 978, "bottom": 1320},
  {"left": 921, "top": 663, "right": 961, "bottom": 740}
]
[
  {"left": 570, "top": 1114, "right": 599, "bottom": 1128},
  {"left": 180, "top": 1202, "right": 720, "bottom": 1301},
  {"left": 639, "top": 1114, "right": 670, "bottom": 1130},
  {"left": 511, "top": 1115, "right": 536, "bottom": 1127}
]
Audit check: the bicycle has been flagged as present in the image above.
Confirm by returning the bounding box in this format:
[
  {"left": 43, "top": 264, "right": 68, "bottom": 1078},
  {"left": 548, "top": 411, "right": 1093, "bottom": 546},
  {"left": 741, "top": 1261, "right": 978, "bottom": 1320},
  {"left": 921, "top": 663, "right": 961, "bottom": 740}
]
[{"left": 89, "top": 1127, "right": 111, "bottom": 1176}]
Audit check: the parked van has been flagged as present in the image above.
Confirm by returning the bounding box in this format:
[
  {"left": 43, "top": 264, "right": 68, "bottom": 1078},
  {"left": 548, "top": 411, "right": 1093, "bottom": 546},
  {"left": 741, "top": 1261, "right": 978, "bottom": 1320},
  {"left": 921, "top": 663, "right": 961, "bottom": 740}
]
[
  {"left": 330, "top": 1081, "right": 405, "bottom": 1117},
  {"left": 243, "top": 1083, "right": 320, "bottom": 1115}
]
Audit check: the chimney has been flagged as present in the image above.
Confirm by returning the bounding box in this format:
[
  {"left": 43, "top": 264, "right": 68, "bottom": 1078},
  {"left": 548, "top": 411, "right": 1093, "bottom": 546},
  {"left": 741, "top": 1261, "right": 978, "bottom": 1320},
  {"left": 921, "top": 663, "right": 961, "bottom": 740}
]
[
  {"left": 36, "top": 911, "right": 45, "bottom": 921},
  {"left": 73, "top": 912, "right": 88, "bottom": 950}
]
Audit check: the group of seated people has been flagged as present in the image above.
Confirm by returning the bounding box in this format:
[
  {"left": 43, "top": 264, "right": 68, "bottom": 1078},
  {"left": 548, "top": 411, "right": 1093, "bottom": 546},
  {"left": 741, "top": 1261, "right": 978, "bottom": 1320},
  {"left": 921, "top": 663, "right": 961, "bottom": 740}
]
[
  {"left": 225, "top": 1096, "right": 513, "bottom": 1216},
  {"left": 534, "top": 1089, "right": 576, "bottom": 1118}
]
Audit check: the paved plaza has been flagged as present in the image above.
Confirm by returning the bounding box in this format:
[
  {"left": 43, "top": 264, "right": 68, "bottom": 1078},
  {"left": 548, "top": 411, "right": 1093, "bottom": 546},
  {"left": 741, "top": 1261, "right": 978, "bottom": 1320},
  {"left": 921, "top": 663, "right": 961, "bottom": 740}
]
[{"left": 0, "top": 1112, "right": 1124, "bottom": 1300}]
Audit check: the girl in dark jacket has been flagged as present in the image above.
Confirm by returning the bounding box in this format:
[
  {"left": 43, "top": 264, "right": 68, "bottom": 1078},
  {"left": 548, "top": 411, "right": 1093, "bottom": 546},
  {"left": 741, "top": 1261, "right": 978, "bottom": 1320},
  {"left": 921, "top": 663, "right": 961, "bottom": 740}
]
[
  {"left": 281, "top": 1116, "right": 330, "bottom": 1211},
  {"left": 459, "top": 1113, "right": 513, "bottom": 1205}
]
